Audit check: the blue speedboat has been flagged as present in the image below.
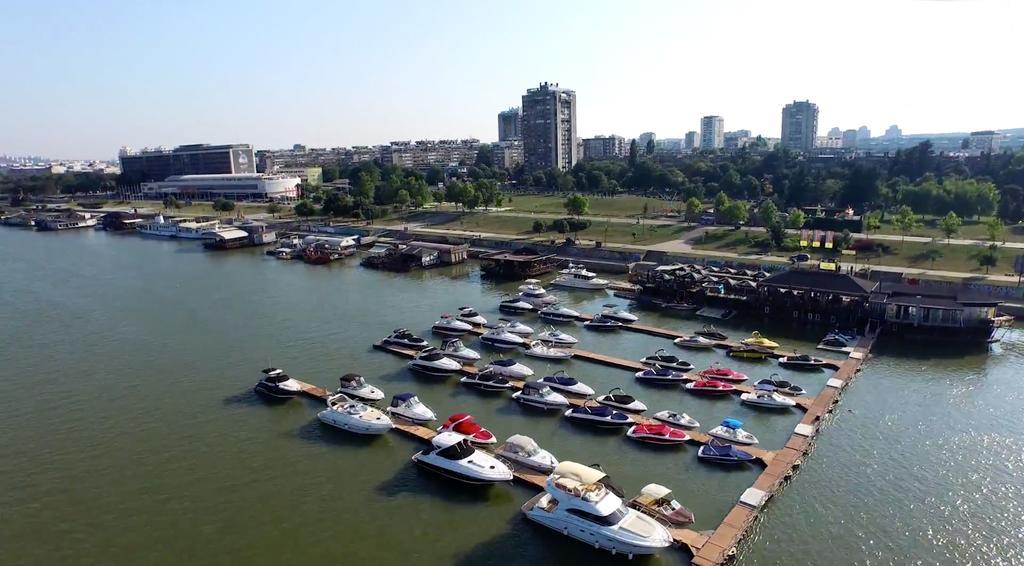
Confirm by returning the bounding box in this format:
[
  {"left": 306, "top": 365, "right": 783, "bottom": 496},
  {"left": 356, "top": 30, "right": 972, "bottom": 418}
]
[
  {"left": 697, "top": 439, "right": 756, "bottom": 464},
  {"left": 563, "top": 402, "right": 633, "bottom": 428}
]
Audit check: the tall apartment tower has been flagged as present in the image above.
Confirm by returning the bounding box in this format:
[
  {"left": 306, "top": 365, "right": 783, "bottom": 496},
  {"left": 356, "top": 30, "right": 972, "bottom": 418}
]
[
  {"left": 521, "top": 82, "right": 578, "bottom": 172},
  {"left": 497, "top": 107, "right": 521, "bottom": 141},
  {"left": 700, "top": 116, "right": 724, "bottom": 149},
  {"left": 684, "top": 131, "right": 699, "bottom": 150},
  {"left": 780, "top": 100, "right": 819, "bottom": 151}
]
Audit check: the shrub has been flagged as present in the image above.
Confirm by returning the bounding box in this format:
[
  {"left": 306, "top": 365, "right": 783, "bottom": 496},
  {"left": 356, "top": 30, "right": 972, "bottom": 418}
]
[
  {"left": 849, "top": 238, "right": 878, "bottom": 252},
  {"left": 531, "top": 220, "right": 545, "bottom": 233},
  {"left": 550, "top": 219, "right": 570, "bottom": 233},
  {"left": 565, "top": 217, "right": 591, "bottom": 232}
]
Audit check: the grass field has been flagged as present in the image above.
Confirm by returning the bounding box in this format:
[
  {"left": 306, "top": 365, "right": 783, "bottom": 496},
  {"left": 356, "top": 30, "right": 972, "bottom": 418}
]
[
  {"left": 692, "top": 228, "right": 1020, "bottom": 274},
  {"left": 872, "top": 215, "right": 1024, "bottom": 243},
  {"left": 506, "top": 194, "right": 682, "bottom": 218},
  {"left": 432, "top": 213, "right": 688, "bottom": 245}
]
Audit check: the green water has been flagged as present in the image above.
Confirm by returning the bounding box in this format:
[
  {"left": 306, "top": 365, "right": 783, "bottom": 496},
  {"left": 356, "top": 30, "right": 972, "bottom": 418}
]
[{"left": 1, "top": 228, "right": 1021, "bottom": 565}]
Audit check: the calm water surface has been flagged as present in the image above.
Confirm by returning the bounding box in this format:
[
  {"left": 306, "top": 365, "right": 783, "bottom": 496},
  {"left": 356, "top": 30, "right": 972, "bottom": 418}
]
[{"left": 1, "top": 229, "right": 1021, "bottom": 565}]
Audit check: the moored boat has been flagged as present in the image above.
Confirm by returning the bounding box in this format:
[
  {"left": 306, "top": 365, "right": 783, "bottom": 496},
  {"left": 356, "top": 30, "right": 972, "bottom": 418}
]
[
  {"left": 564, "top": 402, "right": 633, "bottom": 428},
  {"left": 626, "top": 423, "right": 689, "bottom": 445},
  {"left": 694, "top": 325, "right": 728, "bottom": 341},
  {"left": 778, "top": 353, "right": 827, "bottom": 370},
  {"left": 536, "top": 327, "right": 578, "bottom": 347},
  {"left": 741, "top": 331, "right": 780, "bottom": 350},
  {"left": 512, "top": 381, "right": 570, "bottom": 409},
  {"left": 599, "top": 304, "right": 638, "bottom": 324},
  {"left": 496, "top": 434, "right": 558, "bottom": 473},
  {"left": 673, "top": 335, "right": 716, "bottom": 349},
  {"left": 634, "top": 365, "right": 687, "bottom": 386},
  {"left": 524, "top": 340, "right": 573, "bottom": 360},
  {"left": 697, "top": 362, "right": 748, "bottom": 382},
  {"left": 697, "top": 439, "right": 756, "bottom": 465},
  {"left": 595, "top": 387, "right": 647, "bottom": 413},
  {"left": 539, "top": 370, "right": 594, "bottom": 396},
  {"left": 706, "top": 418, "right": 758, "bottom": 445},
  {"left": 459, "top": 368, "right": 514, "bottom": 391},
  {"left": 628, "top": 483, "right": 695, "bottom": 527},
  {"left": 412, "top": 432, "right": 512, "bottom": 484},
  {"left": 335, "top": 373, "right": 384, "bottom": 402},
  {"left": 726, "top": 345, "right": 773, "bottom": 360},
  {"left": 683, "top": 378, "right": 736, "bottom": 395},
  {"left": 436, "top": 413, "right": 496, "bottom": 445},
  {"left": 317, "top": 392, "right": 393, "bottom": 435},
  {"left": 740, "top": 384, "right": 797, "bottom": 409},
  {"left": 254, "top": 367, "right": 301, "bottom": 400},
  {"left": 652, "top": 410, "right": 699, "bottom": 429},
  {"left": 385, "top": 392, "right": 437, "bottom": 424},
  {"left": 639, "top": 349, "right": 694, "bottom": 372}
]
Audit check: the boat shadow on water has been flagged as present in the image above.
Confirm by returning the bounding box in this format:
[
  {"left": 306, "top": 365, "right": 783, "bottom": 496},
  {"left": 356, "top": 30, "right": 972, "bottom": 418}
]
[
  {"left": 374, "top": 461, "right": 515, "bottom": 505},
  {"left": 294, "top": 417, "right": 386, "bottom": 449},
  {"left": 222, "top": 388, "right": 284, "bottom": 408}
]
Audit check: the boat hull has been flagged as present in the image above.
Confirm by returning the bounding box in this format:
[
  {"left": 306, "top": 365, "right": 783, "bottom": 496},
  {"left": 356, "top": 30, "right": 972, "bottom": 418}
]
[
  {"left": 411, "top": 454, "right": 509, "bottom": 484},
  {"left": 254, "top": 383, "right": 299, "bottom": 399},
  {"left": 317, "top": 412, "right": 392, "bottom": 435},
  {"left": 408, "top": 363, "right": 460, "bottom": 376},
  {"left": 512, "top": 394, "right": 567, "bottom": 410}
]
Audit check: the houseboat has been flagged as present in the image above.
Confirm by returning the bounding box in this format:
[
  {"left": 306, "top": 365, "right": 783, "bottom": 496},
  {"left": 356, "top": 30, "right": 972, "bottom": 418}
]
[
  {"left": 479, "top": 247, "right": 559, "bottom": 280},
  {"left": 1, "top": 213, "right": 36, "bottom": 227},
  {"left": 137, "top": 215, "right": 222, "bottom": 239},
  {"left": 35, "top": 212, "right": 98, "bottom": 231},
  {"left": 202, "top": 221, "right": 278, "bottom": 250},
  {"left": 869, "top": 282, "right": 1011, "bottom": 343},
  {"left": 100, "top": 212, "right": 145, "bottom": 231}
]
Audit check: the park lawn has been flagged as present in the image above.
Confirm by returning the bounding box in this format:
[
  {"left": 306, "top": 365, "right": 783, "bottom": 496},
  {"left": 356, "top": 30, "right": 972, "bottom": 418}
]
[
  {"left": 433, "top": 213, "right": 689, "bottom": 245},
  {"left": 872, "top": 215, "right": 1024, "bottom": 243},
  {"left": 507, "top": 194, "right": 680, "bottom": 218}
]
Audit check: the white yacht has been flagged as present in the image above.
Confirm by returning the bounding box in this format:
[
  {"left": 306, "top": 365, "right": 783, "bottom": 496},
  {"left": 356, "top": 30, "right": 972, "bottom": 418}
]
[
  {"left": 485, "top": 358, "right": 534, "bottom": 379},
  {"left": 537, "top": 304, "right": 581, "bottom": 323},
  {"left": 550, "top": 263, "right": 610, "bottom": 290},
  {"left": 411, "top": 432, "right": 513, "bottom": 484},
  {"left": 599, "top": 304, "right": 638, "bottom": 324},
  {"left": 439, "top": 338, "right": 481, "bottom": 363},
  {"left": 335, "top": 373, "right": 384, "bottom": 402},
  {"left": 536, "top": 327, "right": 578, "bottom": 347},
  {"left": 480, "top": 327, "right": 526, "bottom": 349},
  {"left": 512, "top": 381, "right": 570, "bottom": 410},
  {"left": 407, "top": 347, "right": 463, "bottom": 376},
  {"left": 137, "top": 214, "right": 223, "bottom": 239},
  {"left": 431, "top": 314, "right": 473, "bottom": 336},
  {"left": 498, "top": 319, "right": 534, "bottom": 336},
  {"left": 317, "top": 393, "right": 394, "bottom": 435},
  {"left": 522, "top": 462, "right": 673, "bottom": 558},
  {"left": 455, "top": 306, "right": 487, "bottom": 327},
  {"left": 524, "top": 340, "right": 574, "bottom": 360},
  {"left": 517, "top": 279, "right": 559, "bottom": 307},
  {"left": 386, "top": 392, "right": 437, "bottom": 424}
]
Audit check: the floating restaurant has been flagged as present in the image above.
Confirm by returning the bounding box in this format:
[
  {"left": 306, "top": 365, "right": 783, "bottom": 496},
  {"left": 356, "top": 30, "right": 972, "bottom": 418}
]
[{"left": 478, "top": 247, "right": 560, "bottom": 280}]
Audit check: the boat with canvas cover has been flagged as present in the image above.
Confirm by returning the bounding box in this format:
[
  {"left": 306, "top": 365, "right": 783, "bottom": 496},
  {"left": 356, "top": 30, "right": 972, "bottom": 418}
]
[
  {"left": 385, "top": 392, "right": 436, "bottom": 424},
  {"left": 755, "top": 374, "right": 806, "bottom": 396},
  {"left": 595, "top": 387, "right": 647, "bottom": 413},
  {"left": 740, "top": 384, "right": 797, "bottom": 409},
  {"left": 317, "top": 392, "right": 393, "bottom": 434},
  {"left": 626, "top": 423, "right": 689, "bottom": 445},
  {"left": 496, "top": 434, "right": 558, "bottom": 473},
  {"left": 777, "top": 353, "right": 827, "bottom": 370},
  {"left": 536, "top": 327, "right": 578, "bottom": 347},
  {"left": 407, "top": 347, "right": 463, "bottom": 376},
  {"left": 382, "top": 328, "right": 430, "bottom": 350},
  {"left": 512, "top": 381, "right": 570, "bottom": 409},
  {"left": 697, "top": 362, "right": 748, "bottom": 382},
  {"left": 694, "top": 325, "right": 728, "bottom": 341},
  {"left": 564, "top": 401, "right": 633, "bottom": 428},
  {"left": 639, "top": 349, "right": 694, "bottom": 372},
  {"left": 484, "top": 358, "right": 534, "bottom": 379},
  {"left": 335, "top": 373, "right": 384, "bottom": 402},
  {"left": 697, "top": 439, "right": 756, "bottom": 465},
  {"left": 634, "top": 366, "right": 687, "bottom": 386},
  {"left": 524, "top": 340, "right": 573, "bottom": 360},
  {"left": 539, "top": 371, "right": 595, "bottom": 396},
  {"left": 437, "top": 413, "right": 496, "bottom": 445},
  {"left": 706, "top": 418, "right": 758, "bottom": 445},
  {"left": 652, "top": 410, "right": 699, "bottom": 429},
  {"left": 459, "top": 368, "right": 514, "bottom": 391},
  {"left": 439, "top": 338, "right": 480, "bottom": 363},
  {"left": 683, "top": 378, "right": 736, "bottom": 395},
  {"left": 629, "top": 484, "right": 695, "bottom": 527},
  {"left": 411, "top": 432, "right": 512, "bottom": 484}
]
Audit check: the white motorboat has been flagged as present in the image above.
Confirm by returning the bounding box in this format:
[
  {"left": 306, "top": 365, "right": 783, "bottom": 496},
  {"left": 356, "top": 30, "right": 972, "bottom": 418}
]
[
  {"left": 407, "top": 347, "right": 463, "bottom": 376},
  {"left": 485, "top": 358, "right": 534, "bottom": 379},
  {"left": 335, "top": 373, "right": 384, "bottom": 402},
  {"left": 411, "top": 432, "right": 513, "bottom": 484},
  {"left": 385, "top": 392, "right": 436, "bottom": 424},
  {"left": 479, "top": 327, "right": 526, "bottom": 349},
  {"left": 536, "top": 327, "right": 578, "bottom": 347},
  {"left": 754, "top": 374, "right": 806, "bottom": 396},
  {"left": 634, "top": 366, "right": 687, "bottom": 385},
  {"left": 652, "top": 410, "right": 700, "bottom": 429},
  {"left": 254, "top": 367, "right": 301, "bottom": 400},
  {"left": 317, "top": 392, "right": 394, "bottom": 435},
  {"left": 431, "top": 314, "right": 474, "bottom": 336},
  {"left": 524, "top": 340, "right": 574, "bottom": 360},
  {"left": 498, "top": 295, "right": 535, "bottom": 314},
  {"left": 497, "top": 319, "right": 534, "bottom": 336},
  {"left": 740, "top": 385, "right": 797, "bottom": 409},
  {"left": 707, "top": 418, "right": 759, "bottom": 445},
  {"left": 539, "top": 371, "right": 595, "bottom": 396},
  {"left": 460, "top": 368, "right": 514, "bottom": 391},
  {"left": 137, "top": 214, "right": 222, "bottom": 239},
  {"left": 382, "top": 328, "right": 430, "bottom": 350},
  {"left": 595, "top": 387, "right": 648, "bottom": 413},
  {"left": 550, "top": 263, "right": 611, "bottom": 290},
  {"left": 522, "top": 462, "right": 672, "bottom": 557},
  {"left": 439, "top": 338, "right": 481, "bottom": 363},
  {"left": 512, "top": 381, "right": 570, "bottom": 409},
  {"left": 583, "top": 314, "right": 623, "bottom": 330},
  {"left": 496, "top": 434, "right": 559, "bottom": 473},
  {"left": 777, "top": 353, "right": 828, "bottom": 370},
  {"left": 639, "top": 349, "right": 695, "bottom": 372},
  {"left": 537, "top": 304, "right": 581, "bottom": 323},
  {"left": 599, "top": 304, "right": 638, "bottom": 324},
  {"left": 455, "top": 306, "right": 487, "bottom": 327},
  {"left": 517, "top": 279, "right": 559, "bottom": 307},
  {"left": 628, "top": 484, "right": 695, "bottom": 527},
  {"left": 673, "top": 335, "right": 716, "bottom": 349},
  {"left": 564, "top": 402, "right": 633, "bottom": 428}
]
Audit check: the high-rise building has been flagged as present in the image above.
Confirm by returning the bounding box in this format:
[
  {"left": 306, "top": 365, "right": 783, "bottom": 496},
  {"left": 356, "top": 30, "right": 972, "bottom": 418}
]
[
  {"left": 582, "top": 135, "right": 627, "bottom": 160},
  {"left": 700, "top": 116, "right": 724, "bottom": 150},
  {"left": 637, "top": 132, "right": 656, "bottom": 148},
  {"left": 842, "top": 129, "right": 858, "bottom": 148},
  {"left": 969, "top": 131, "right": 1001, "bottom": 154},
  {"left": 723, "top": 130, "right": 752, "bottom": 150},
  {"left": 521, "top": 82, "right": 578, "bottom": 172},
  {"left": 119, "top": 143, "right": 256, "bottom": 183},
  {"left": 780, "top": 100, "right": 819, "bottom": 151},
  {"left": 884, "top": 125, "right": 902, "bottom": 139},
  {"left": 827, "top": 127, "right": 842, "bottom": 138},
  {"left": 684, "top": 131, "right": 699, "bottom": 150},
  {"left": 857, "top": 126, "right": 871, "bottom": 143},
  {"left": 493, "top": 140, "right": 524, "bottom": 169},
  {"left": 498, "top": 107, "right": 521, "bottom": 141}
]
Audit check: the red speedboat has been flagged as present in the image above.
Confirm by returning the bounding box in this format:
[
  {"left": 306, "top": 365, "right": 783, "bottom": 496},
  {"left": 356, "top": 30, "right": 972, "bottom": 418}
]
[
  {"left": 436, "top": 413, "right": 496, "bottom": 445},
  {"left": 626, "top": 423, "right": 689, "bottom": 445},
  {"left": 697, "top": 362, "right": 748, "bottom": 383},
  {"left": 684, "top": 379, "right": 736, "bottom": 395}
]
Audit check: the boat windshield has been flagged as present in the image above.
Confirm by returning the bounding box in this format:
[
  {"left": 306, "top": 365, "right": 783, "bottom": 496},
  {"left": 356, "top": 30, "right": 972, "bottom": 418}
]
[
  {"left": 537, "top": 386, "right": 555, "bottom": 397},
  {"left": 566, "top": 506, "right": 628, "bottom": 526},
  {"left": 265, "top": 374, "right": 291, "bottom": 384},
  {"left": 418, "top": 351, "right": 444, "bottom": 361},
  {"left": 435, "top": 439, "right": 475, "bottom": 460}
]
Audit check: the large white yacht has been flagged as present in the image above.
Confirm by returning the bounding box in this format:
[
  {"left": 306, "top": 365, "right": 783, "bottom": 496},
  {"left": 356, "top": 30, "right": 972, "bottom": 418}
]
[
  {"left": 522, "top": 462, "right": 673, "bottom": 557},
  {"left": 517, "top": 279, "right": 559, "bottom": 307},
  {"left": 137, "top": 214, "right": 222, "bottom": 239},
  {"left": 550, "top": 264, "right": 610, "bottom": 290}
]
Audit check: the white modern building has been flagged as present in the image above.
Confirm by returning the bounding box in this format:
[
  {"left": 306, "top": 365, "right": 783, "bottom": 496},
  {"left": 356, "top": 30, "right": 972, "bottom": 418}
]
[
  {"left": 140, "top": 173, "right": 301, "bottom": 200},
  {"left": 700, "top": 116, "right": 724, "bottom": 150}
]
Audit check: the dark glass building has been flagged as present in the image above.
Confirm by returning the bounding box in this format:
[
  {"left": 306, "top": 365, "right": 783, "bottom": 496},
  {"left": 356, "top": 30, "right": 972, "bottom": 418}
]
[{"left": 119, "top": 144, "right": 256, "bottom": 183}]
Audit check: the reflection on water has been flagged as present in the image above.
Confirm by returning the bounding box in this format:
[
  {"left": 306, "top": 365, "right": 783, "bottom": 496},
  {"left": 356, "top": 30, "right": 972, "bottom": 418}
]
[{"left": 0, "top": 228, "right": 1021, "bottom": 566}]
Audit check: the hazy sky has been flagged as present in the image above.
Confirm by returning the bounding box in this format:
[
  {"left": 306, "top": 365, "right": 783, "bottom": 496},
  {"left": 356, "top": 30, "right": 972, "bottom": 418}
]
[{"left": 2, "top": 0, "right": 1021, "bottom": 159}]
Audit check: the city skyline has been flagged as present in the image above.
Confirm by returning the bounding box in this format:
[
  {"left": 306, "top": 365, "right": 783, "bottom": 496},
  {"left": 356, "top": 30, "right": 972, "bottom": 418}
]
[{"left": 2, "top": 0, "right": 1022, "bottom": 160}]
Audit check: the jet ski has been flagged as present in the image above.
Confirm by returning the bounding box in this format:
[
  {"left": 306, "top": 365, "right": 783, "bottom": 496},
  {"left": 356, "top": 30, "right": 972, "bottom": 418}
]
[
  {"left": 437, "top": 413, "right": 496, "bottom": 445},
  {"left": 382, "top": 328, "right": 430, "bottom": 350},
  {"left": 455, "top": 306, "right": 487, "bottom": 326},
  {"left": 594, "top": 387, "right": 648, "bottom": 413},
  {"left": 485, "top": 358, "right": 534, "bottom": 379},
  {"left": 431, "top": 314, "right": 474, "bottom": 336},
  {"left": 683, "top": 378, "right": 737, "bottom": 395},
  {"left": 564, "top": 402, "right": 633, "bottom": 428},
  {"left": 777, "top": 353, "right": 827, "bottom": 370},
  {"left": 697, "top": 362, "right": 748, "bottom": 382},
  {"left": 673, "top": 335, "right": 716, "bottom": 349},
  {"left": 411, "top": 432, "right": 513, "bottom": 484},
  {"left": 438, "top": 338, "right": 481, "bottom": 363},
  {"left": 408, "top": 347, "right": 463, "bottom": 376},
  {"left": 459, "top": 368, "right": 514, "bottom": 391},
  {"left": 652, "top": 410, "right": 700, "bottom": 429},
  {"left": 697, "top": 439, "right": 756, "bottom": 465},
  {"left": 694, "top": 325, "right": 728, "bottom": 341},
  {"left": 335, "top": 373, "right": 384, "bottom": 402},
  {"left": 495, "top": 434, "right": 559, "bottom": 473},
  {"left": 755, "top": 374, "right": 806, "bottom": 396},
  {"left": 524, "top": 340, "right": 574, "bottom": 360},
  {"left": 626, "top": 423, "right": 689, "bottom": 445},
  {"left": 537, "top": 304, "right": 581, "bottom": 323},
  {"left": 599, "top": 304, "right": 638, "bottom": 324},
  {"left": 639, "top": 349, "right": 694, "bottom": 372},
  {"left": 741, "top": 331, "right": 780, "bottom": 350},
  {"left": 512, "top": 381, "right": 570, "bottom": 410},
  {"left": 536, "top": 327, "right": 578, "bottom": 347},
  {"left": 583, "top": 314, "right": 623, "bottom": 330},
  {"left": 498, "top": 295, "right": 535, "bottom": 314},
  {"left": 740, "top": 384, "right": 797, "bottom": 409},
  {"left": 385, "top": 392, "right": 437, "bottom": 424},
  {"left": 634, "top": 365, "right": 688, "bottom": 385},
  {"left": 539, "top": 371, "right": 595, "bottom": 396},
  {"left": 706, "top": 418, "right": 758, "bottom": 445}
]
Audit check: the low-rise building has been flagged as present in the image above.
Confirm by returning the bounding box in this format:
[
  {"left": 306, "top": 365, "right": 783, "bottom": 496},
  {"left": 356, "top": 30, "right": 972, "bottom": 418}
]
[
  {"left": 493, "top": 140, "right": 524, "bottom": 169},
  {"left": 140, "top": 173, "right": 300, "bottom": 201},
  {"left": 968, "top": 130, "right": 1001, "bottom": 154},
  {"left": 274, "top": 166, "right": 323, "bottom": 187},
  {"left": 581, "top": 135, "right": 626, "bottom": 160}
]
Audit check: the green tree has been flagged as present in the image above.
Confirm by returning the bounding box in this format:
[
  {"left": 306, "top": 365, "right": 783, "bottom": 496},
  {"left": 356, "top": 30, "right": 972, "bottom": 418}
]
[
  {"left": 395, "top": 189, "right": 411, "bottom": 208},
  {"left": 937, "top": 211, "right": 962, "bottom": 244},
  {"left": 685, "top": 197, "right": 702, "bottom": 218},
  {"left": 974, "top": 243, "right": 1000, "bottom": 274},
  {"left": 531, "top": 220, "right": 545, "bottom": 233},
  {"left": 266, "top": 202, "right": 282, "bottom": 216},
  {"left": 864, "top": 210, "right": 882, "bottom": 235},
  {"left": 785, "top": 208, "right": 806, "bottom": 229},
  {"left": 294, "top": 200, "right": 316, "bottom": 217},
  {"left": 321, "top": 164, "right": 340, "bottom": 183},
  {"left": 756, "top": 199, "right": 779, "bottom": 227},
  {"left": 645, "top": 138, "right": 655, "bottom": 156},
  {"left": 213, "top": 198, "right": 235, "bottom": 213},
  {"left": 462, "top": 187, "right": 481, "bottom": 210},
  {"left": 713, "top": 191, "right": 729, "bottom": 213},
  {"left": 984, "top": 217, "right": 1005, "bottom": 242},
  {"left": 767, "top": 222, "right": 787, "bottom": 249},
  {"left": 892, "top": 205, "right": 921, "bottom": 246},
  {"left": 320, "top": 192, "right": 352, "bottom": 217},
  {"left": 425, "top": 166, "right": 445, "bottom": 187},
  {"left": 563, "top": 193, "right": 590, "bottom": 217},
  {"left": 721, "top": 200, "right": 749, "bottom": 226},
  {"left": 628, "top": 139, "right": 638, "bottom": 168}
]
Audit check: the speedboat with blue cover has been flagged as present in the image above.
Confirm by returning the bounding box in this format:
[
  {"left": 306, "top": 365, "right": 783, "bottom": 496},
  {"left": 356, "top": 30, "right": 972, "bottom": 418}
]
[
  {"left": 385, "top": 392, "right": 436, "bottom": 424},
  {"left": 634, "top": 365, "right": 687, "bottom": 385},
  {"left": 697, "top": 439, "right": 756, "bottom": 464},
  {"left": 707, "top": 418, "right": 759, "bottom": 445},
  {"left": 564, "top": 402, "right": 633, "bottom": 428},
  {"left": 639, "top": 349, "right": 694, "bottom": 372},
  {"left": 539, "top": 370, "right": 595, "bottom": 396}
]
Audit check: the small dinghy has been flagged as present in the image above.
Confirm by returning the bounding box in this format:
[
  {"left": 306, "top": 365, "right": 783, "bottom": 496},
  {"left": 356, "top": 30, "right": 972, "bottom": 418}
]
[
  {"left": 629, "top": 484, "right": 695, "bottom": 526},
  {"left": 778, "top": 353, "right": 827, "bottom": 370},
  {"left": 498, "top": 295, "right": 535, "bottom": 314},
  {"left": 635, "top": 365, "right": 687, "bottom": 385},
  {"left": 697, "top": 362, "right": 748, "bottom": 382},
  {"left": 536, "top": 327, "right": 578, "bottom": 347},
  {"left": 726, "top": 345, "right": 773, "bottom": 360},
  {"left": 432, "top": 314, "right": 474, "bottom": 336},
  {"left": 459, "top": 368, "right": 513, "bottom": 391},
  {"left": 455, "top": 306, "right": 487, "bottom": 326},
  {"left": 595, "top": 387, "right": 648, "bottom": 413},
  {"left": 539, "top": 371, "right": 595, "bottom": 396},
  {"left": 755, "top": 374, "right": 806, "bottom": 396},
  {"left": 385, "top": 392, "right": 436, "bottom": 424},
  {"left": 524, "top": 340, "right": 574, "bottom": 360},
  {"left": 498, "top": 319, "right": 534, "bottom": 336},
  {"left": 652, "top": 410, "right": 699, "bottom": 429},
  {"left": 626, "top": 423, "right": 689, "bottom": 445},
  {"left": 673, "top": 335, "right": 716, "bottom": 349},
  {"left": 694, "top": 325, "right": 728, "bottom": 341},
  {"left": 740, "top": 384, "right": 797, "bottom": 409},
  {"left": 335, "top": 373, "right": 384, "bottom": 402},
  {"left": 382, "top": 328, "right": 430, "bottom": 350},
  {"left": 707, "top": 418, "right": 758, "bottom": 445},
  {"left": 485, "top": 358, "right": 534, "bottom": 378},
  {"left": 697, "top": 439, "right": 756, "bottom": 465},
  {"left": 741, "top": 331, "right": 780, "bottom": 350},
  {"left": 684, "top": 378, "right": 737, "bottom": 395},
  {"left": 599, "top": 304, "right": 638, "bottom": 324},
  {"left": 437, "top": 413, "right": 496, "bottom": 445},
  {"left": 564, "top": 401, "right": 633, "bottom": 428},
  {"left": 317, "top": 393, "right": 394, "bottom": 435},
  {"left": 537, "top": 304, "right": 581, "bottom": 323},
  {"left": 254, "top": 368, "right": 301, "bottom": 400},
  {"left": 512, "top": 381, "right": 570, "bottom": 409},
  {"left": 439, "top": 338, "right": 481, "bottom": 363},
  {"left": 583, "top": 314, "right": 623, "bottom": 331},
  {"left": 640, "top": 349, "right": 694, "bottom": 372},
  {"left": 496, "top": 434, "right": 559, "bottom": 473}
]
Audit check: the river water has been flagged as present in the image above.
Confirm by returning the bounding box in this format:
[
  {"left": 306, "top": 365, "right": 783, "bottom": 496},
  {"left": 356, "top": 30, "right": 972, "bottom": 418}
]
[{"left": 1, "top": 228, "right": 1021, "bottom": 565}]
